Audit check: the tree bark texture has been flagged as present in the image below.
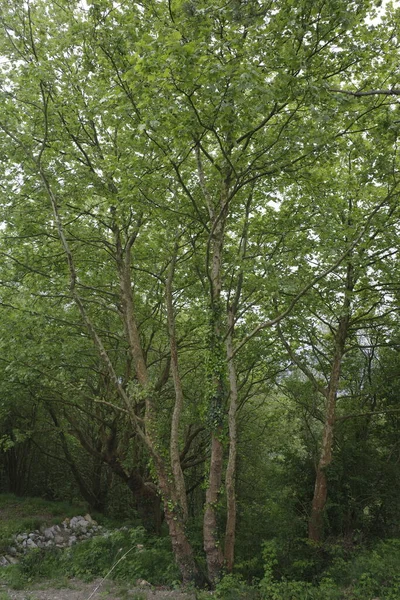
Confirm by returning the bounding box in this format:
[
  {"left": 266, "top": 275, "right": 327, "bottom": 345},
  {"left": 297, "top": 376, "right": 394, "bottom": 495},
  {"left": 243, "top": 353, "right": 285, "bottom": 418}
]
[
  {"left": 203, "top": 181, "right": 229, "bottom": 584},
  {"left": 166, "top": 246, "right": 189, "bottom": 522},
  {"left": 224, "top": 308, "right": 238, "bottom": 572},
  {"left": 308, "top": 263, "right": 353, "bottom": 542},
  {"left": 43, "top": 177, "right": 200, "bottom": 584}
]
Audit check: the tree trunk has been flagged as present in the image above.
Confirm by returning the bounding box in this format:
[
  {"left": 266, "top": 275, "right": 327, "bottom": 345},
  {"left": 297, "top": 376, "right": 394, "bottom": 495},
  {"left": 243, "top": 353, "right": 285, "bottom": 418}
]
[
  {"left": 204, "top": 434, "right": 225, "bottom": 584},
  {"left": 308, "top": 314, "right": 350, "bottom": 542},
  {"left": 166, "top": 245, "right": 189, "bottom": 522},
  {"left": 156, "top": 460, "right": 203, "bottom": 585},
  {"left": 224, "top": 308, "right": 238, "bottom": 572},
  {"left": 203, "top": 191, "right": 229, "bottom": 585},
  {"left": 308, "top": 379, "right": 337, "bottom": 542},
  {"left": 43, "top": 187, "right": 200, "bottom": 583},
  {"left": 118, "top": 234, "right": 200, "bottom": 582}
]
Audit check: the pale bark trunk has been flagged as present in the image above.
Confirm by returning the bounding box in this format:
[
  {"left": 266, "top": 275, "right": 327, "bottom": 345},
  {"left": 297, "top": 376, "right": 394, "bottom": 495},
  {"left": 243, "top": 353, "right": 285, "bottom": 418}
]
[
  {"left": 224, "top": 308, "right": 238, "bottom": 572},
  {"left": 308, "top": 262, "right": 353, "bottom": 542},
  {"left": 203, "top": 181, "right": 229, "bottom": 585},
  {"left": 117, "top": 237, "right": 199, "bottom": 581},
  {"left": 166, "top": 246, "right": 189, "bottom": 521},
  {"left": 156, "top": 459, "right": 201, "bottom": 585},
  {"left": 43, "top": 181, "right": 200, "bottom": 584},
  {"left": 308, "top": 343, "right": 343, "bottom": 542},
  {"left": 204, "top": 434, "right": 224, "bottom": 583}
]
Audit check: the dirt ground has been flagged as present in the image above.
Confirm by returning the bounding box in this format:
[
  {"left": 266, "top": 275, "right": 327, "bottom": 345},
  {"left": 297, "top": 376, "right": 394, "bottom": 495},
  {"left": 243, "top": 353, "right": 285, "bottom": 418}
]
[{"left": 0, "top": 578, "right": 201, "bottom": 600}]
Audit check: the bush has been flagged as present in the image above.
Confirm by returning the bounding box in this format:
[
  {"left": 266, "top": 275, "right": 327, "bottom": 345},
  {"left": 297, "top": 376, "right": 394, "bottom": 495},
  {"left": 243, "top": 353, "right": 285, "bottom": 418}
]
[
  {"left": 214, "top": 574, "right": 260, "bottom": 599},
  {"left": 18, "top": 547, "right": 63, "bottom": 580},
  {"left": 258, "top": 538, "right": 400, "bottom": 600},
  {"left": 326, "top": 539, "right": 400, "bottom": 599},
  {"left": 36, "top": 527, "right": 180, "bottom": 586}
]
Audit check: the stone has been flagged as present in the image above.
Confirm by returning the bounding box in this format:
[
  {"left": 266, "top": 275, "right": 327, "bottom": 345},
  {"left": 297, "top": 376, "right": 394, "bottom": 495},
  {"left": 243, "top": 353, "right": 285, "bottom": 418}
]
[
  {"left": 1, "top": 514, "right": 109, "bottom": 569},
  {"left": 84, "top": 513, "right": 97, "bottom": 525},
  {"left": 54, "top": 535, "right": 65, "bottom": 545},
  {"left": 43, "top": 527, "right": 55, "bottom": 540}
]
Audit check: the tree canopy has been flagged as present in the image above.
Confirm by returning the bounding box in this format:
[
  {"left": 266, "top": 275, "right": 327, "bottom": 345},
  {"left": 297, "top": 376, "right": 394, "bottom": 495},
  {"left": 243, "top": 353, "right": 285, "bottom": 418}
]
[{"left": 0, "top": 0, "right": 399, "bottom": 588}]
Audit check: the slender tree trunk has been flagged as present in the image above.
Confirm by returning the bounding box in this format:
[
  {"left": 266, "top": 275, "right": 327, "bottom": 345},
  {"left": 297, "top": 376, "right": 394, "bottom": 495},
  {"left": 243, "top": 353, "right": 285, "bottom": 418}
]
[
  {"left": 308, "top": 347, "right": 343, "bottom": 542},
  {"left": 308, "top": 282, "right": 352, "bottom": 541},
  {"left": 204, "top": 434, "right": 224, "bottom": 583},
  {"left": 166, "top": 245, "right": 189, "bottom": 522},
  {"left": 156, "top": 459, "right": 202, "bottom": 585},
  {"left": 118, "top": 240, "right": 200, "bottom": 583},
  {"left": 224, "top": 308, "right": 238, "bottom": 572},
  {"left": 41, "top": 175, "right": 200, "bottom": 584},
  {"left": 203, "top": 184, "right": 229, "bottom": 585}
]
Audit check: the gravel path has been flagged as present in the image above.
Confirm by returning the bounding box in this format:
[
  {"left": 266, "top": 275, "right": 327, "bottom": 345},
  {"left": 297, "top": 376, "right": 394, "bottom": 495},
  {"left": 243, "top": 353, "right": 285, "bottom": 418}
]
[{"left": 0, "top": 578, "right": 200, "bottom": 600}]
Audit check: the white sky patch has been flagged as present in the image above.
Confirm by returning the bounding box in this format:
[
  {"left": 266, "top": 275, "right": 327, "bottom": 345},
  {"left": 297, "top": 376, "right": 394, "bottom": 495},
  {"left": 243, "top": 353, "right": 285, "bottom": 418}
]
[{"left": 367, "top": 0, "right": 399, "bottom": 25}]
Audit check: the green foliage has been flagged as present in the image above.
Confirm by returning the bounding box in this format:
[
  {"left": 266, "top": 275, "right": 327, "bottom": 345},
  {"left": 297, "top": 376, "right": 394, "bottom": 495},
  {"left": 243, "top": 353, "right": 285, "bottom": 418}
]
[
  {"left": 2, "top": 527, "right": 179, "bottom": 587},
  {"left": 326, "top": 539, "right": 400, "bottom": 599},
  {"left": 19, "top": 547, "right": 64, "bottom": 581},
  {"left": 214, "top": 574, "right": 260, "bottom": 599},
  {"left": 257, "top": 538, "right": 400, "bottom": 600},
  {"left": 0, "top": 494, "right": 86, "bottom": 553},
  {"left": 0, "top": 0, "right": 399, "bottom": 589},
  {"left": 0, "top": 565, "right": 27, "bottom": 590}
]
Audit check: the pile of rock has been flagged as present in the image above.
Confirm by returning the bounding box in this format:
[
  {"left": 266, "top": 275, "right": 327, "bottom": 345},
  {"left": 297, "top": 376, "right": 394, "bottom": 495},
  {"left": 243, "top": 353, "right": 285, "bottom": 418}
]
[{"left": 0, "top": 514, "right": 104, "bottom": 567}]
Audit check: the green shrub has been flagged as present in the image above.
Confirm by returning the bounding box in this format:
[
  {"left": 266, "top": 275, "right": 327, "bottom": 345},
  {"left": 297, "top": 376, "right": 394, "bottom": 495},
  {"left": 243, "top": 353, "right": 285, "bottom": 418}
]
[
  {"left": 258, "top": 538, "right": 400, "bottom": 600},
  {"left": 18, "top": 547, "right": 63, "bottom": 580},
  {"left": 327, "top": 539, "right": 400, "bottom": 599},
  {"left": 215, "top": 574, "right": 260, "bottom": 599},
  {"left": 0, "top": 564, "right": 28, "bottom": 590},
  {"left": 62, "top": 527, "right": 179, "bottom": 585}
]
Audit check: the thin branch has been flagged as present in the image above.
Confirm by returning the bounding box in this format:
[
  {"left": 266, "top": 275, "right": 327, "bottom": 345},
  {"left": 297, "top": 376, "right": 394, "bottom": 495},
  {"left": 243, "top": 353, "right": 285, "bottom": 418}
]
[
  {"left": 336, "top": 408, "right": 400, "bottom": 423},
  {"left": 233, "top": 186, "right": 399, "bottom": 357},
  {"left": 330, "top": 87, "right": 400, "bottom": 97}
]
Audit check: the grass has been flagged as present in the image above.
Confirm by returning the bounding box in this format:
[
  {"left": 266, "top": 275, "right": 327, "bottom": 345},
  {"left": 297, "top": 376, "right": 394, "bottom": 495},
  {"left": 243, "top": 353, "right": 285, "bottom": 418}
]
[
  {"left": 0, "top": 493, "right": 179, "bottom": 593},
  {"left": 0, "top": 493, "right": 87, "bottom": 554}
]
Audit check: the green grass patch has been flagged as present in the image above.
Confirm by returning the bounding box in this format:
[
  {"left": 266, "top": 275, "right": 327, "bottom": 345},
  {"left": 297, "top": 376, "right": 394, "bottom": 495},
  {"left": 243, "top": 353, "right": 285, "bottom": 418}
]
[
  {"left": 0, "top": 493, "right": 86, "bottom": 553},
  {"left": 0, "top": 525, "right": 179, "bottom": 590}
]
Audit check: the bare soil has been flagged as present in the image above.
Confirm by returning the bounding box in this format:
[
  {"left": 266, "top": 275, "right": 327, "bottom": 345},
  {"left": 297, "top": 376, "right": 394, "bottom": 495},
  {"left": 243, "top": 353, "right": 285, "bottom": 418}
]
[{"left": 0, "top": 578, "right": 200, "bottom": 600}]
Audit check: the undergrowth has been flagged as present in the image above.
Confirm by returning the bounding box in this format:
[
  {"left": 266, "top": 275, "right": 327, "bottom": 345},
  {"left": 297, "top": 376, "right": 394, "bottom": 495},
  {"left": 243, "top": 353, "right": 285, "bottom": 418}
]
[
  {"left": 0, "top": 493, "right": 87, "bottom": 554},
  {"left": 0, "top": 527, "right": 179, "bottom": 589}
]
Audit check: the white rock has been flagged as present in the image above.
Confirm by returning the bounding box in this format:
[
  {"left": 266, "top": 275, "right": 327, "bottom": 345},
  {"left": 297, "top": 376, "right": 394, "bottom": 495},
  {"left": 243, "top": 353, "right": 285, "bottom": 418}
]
[{"left": 43, "top": 528, "right": 55, "bottom": 540}]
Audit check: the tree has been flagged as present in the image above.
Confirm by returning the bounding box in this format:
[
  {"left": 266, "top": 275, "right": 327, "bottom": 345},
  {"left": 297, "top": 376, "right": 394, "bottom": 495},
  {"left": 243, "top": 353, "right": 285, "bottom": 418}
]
[{"left": 0, "top": 0, "right": 398, "bottom": 585}]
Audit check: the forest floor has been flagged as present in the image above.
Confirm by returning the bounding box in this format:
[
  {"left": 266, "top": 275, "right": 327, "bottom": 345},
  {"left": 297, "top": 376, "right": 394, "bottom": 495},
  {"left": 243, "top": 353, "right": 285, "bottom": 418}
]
[
  {"left": 0, "top": 495, "right": 202, "bottom": 600},
  {"left": 0, "top": 578, "right": 199, "bottom": 600}
]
